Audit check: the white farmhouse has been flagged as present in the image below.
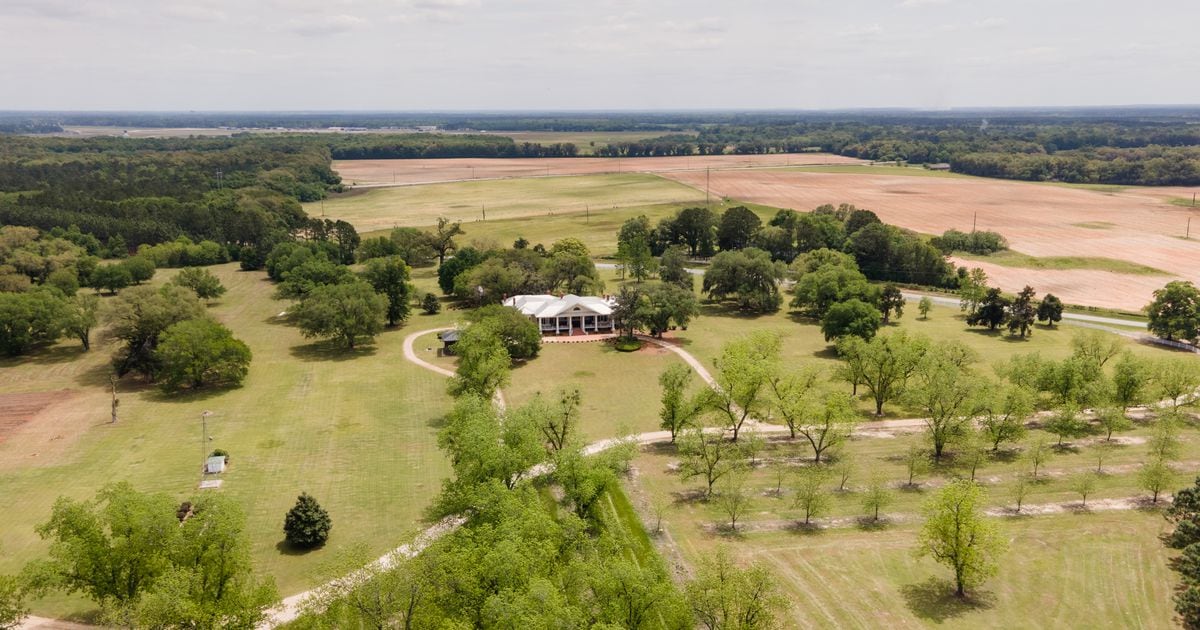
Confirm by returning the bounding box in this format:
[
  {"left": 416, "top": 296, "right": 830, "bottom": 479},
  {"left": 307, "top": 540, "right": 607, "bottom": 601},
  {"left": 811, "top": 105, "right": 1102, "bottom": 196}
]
[{"left": 503, "top": 294, "right": 617, "bottom": 336}]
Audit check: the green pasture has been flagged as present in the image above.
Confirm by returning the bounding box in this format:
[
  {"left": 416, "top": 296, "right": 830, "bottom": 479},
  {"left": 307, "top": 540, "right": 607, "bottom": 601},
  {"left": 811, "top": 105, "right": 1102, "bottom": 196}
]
[
  {"left": 309, "top": 173, "right": 706, "bottom": 232},
  {"left": 953, "top": 250, "right": 1169, "bottom": 276},
  {"left": 0, "top": 264, "right": 458, "bottom": 617}
]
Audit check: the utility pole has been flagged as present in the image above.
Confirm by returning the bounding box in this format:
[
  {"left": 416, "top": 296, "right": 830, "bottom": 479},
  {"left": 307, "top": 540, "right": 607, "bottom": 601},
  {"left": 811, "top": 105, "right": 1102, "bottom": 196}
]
[
  {"left": 109, "top": 374, "right": 119, "bottom": 424},
  {"left": 1188, "top": 217, "right": 1192, "bottom": 240},
  {"left": 481, "top": 204, "right": 486, "bottom": 221},
  {"left": 200, "top": 410, "right": 213, "bottom": 474},
  {"left": 706, "top": 167, "right": 711, "bottom": 208},
  {"left": 585, "top": 204, "right": 589, "bottom": 224},
  {"left": 972, "top": 211, "right": 977, "bottom": 233}
]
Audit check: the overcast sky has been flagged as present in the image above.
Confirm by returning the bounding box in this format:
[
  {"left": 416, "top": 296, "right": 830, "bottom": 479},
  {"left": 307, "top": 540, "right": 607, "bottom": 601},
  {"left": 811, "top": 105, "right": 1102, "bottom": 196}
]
[{"left": 1, "top": 0, "right": 1197, "bottom": 111}]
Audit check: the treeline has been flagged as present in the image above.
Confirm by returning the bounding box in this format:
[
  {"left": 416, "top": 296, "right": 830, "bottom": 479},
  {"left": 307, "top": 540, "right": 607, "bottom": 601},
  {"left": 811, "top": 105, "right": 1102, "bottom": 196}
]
[
  {"left": 0, "top": 135, "right": 344, "bottom": 261},
  {"left": 677, "top": 120, "right": 1200, "bottom": 185},
  {"left": 328, "top": 134, "right": 578, "bottom": 159},
  {"left": 950, "top": 145, "right": 1200, "bottom": 186}
]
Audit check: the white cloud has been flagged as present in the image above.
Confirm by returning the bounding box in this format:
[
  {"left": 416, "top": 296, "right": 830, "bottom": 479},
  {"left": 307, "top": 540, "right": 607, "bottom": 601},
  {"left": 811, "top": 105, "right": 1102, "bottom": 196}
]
[
  {"left": 837, "top": 23, "right": 884, "bottom": 38},
  {"left": 899, "top": 0, "right": 950, "bottom": 7},
  {"left": 281, "top": 13, "right": 366, "bottom": 36},
  {"left": 162, "top": 4, "right": 229, "bottom": 22}
]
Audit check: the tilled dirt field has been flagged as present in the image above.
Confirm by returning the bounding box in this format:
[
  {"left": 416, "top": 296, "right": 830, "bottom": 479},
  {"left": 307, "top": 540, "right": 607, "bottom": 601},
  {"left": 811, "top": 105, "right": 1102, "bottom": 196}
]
[
  {"left": 663, "top": 168, "right": 1200, "bottom": 311},
  {"left": 0, "top": 390, "right": 74, "bottom": 443},
  {"left": 333, "top": 153, "right": 864, "bottom": 187}
]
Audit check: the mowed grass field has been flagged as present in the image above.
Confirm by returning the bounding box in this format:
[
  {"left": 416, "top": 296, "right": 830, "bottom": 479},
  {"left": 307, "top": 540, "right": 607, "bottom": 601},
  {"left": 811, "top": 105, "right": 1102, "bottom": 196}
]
[
  {"left": 722, "top": 513, "right": 1174, "bottom": 628},
  {"left": 0, "top": 264, "right": 459, "bottom": 617},
  {"left": 309, "top": 173, "right": 707, "bottom": 232},
  {"left": 953, "top": 250, "right": 1169, "bottom": 276},
  {"left": 628, "top": 422, "right": 1188, "bottom": 628}
]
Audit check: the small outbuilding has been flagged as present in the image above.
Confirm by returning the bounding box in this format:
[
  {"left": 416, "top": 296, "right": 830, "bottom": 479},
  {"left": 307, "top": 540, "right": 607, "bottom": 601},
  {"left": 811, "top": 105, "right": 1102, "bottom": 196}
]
[
  {"left": 204, "top": 455, "right": 227, "bottom": 474},
  {"left": 439, "top": 329, "right": 460, "bottom": 355}
]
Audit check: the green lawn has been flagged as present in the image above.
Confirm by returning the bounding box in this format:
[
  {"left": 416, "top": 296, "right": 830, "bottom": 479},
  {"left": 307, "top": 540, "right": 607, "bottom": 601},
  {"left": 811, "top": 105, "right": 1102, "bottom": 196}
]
[
  {"left": 505, "top": 342, "right": 690, "bottom": 441},
  {"left": 309, "top": 173, "right": 706, "bottom": 232},
  {"left": 0, "top": 264, "right": 458, "bottom": 618},
  {"left": 953, "top": 250, "right": 1169, "bottom": 276}
]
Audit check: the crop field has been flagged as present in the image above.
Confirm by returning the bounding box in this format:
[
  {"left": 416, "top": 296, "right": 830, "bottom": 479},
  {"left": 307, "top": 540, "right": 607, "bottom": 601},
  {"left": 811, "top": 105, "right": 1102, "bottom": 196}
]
[
  {"left": 309, "top": 173, "right": 707, "bottom": 232},
  {"left": 662, "top": 165, "right": 1200, "bottom": 311},
  {"left": 331, "top": 153, "right": 865, "bottom": 187},
  {"left": 358, "top": 199, "right": 779, "bottom": 258},
  {"left": 0, "top": 264, "right": 461, "bottom": 617}
]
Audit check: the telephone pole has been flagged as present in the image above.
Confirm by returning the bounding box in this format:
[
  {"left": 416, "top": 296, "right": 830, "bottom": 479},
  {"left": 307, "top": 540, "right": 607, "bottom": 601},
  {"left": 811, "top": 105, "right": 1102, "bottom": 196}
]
[
  {"left": 200, "top": 410, "right": 213, "bottom": 473},
  {"left": 706, "top": 167, "right": 711, "bottom": 208}
]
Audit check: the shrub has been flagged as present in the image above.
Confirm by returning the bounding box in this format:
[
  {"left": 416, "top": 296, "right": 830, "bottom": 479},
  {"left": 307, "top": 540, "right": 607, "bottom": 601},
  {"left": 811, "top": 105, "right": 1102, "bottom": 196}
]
[
  {"left": 614, "top": 338, "right": 643, "bottom": 352},
  {"left": 422, "top": 292, "right": 441, "bottom": 314},
  {"left": 931, "top": 229, "right": 1009, "bottom": 255},
  {"left": 283, "top": 492, "right": 332, "bottom": 549},
  {"left": 171, "top": 267, "right": 227, "bottom": 301},
  {"left": 120, "top": 256, "right": 157, "bottom": 284}
]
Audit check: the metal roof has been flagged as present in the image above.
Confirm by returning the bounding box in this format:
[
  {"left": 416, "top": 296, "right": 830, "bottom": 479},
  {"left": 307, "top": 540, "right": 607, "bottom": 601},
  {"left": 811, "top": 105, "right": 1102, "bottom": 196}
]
[{"left": 503, "top": 294, "right": 615, "bottom": 318}]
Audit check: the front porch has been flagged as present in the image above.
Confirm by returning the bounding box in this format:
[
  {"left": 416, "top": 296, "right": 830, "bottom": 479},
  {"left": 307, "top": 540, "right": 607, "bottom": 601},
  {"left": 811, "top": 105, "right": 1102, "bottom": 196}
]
[{"left": 538, "top": 313, "right": 614, "bottom": 336}]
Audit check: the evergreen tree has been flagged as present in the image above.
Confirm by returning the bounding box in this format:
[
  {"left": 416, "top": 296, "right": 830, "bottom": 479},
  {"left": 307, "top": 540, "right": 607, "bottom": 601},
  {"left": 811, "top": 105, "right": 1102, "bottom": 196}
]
[
  {"left": 283, "top": 492, "right": 332, "bottom": 549},
  {"left": 1007, "top": 285, "right": 1037, "bottom": 337}
]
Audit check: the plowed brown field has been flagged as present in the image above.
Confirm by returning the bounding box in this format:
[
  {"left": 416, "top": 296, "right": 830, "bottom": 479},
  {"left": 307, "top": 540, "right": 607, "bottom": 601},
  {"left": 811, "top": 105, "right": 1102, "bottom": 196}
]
[
  {"left": 333, "top": 153, "right": 864, "bottom": 187},
  {"left": 662, "top": 168, "right": 1200, "bottom": 311},
  {"left": 0, "top": 390, "right": 74, "bottom": 442}
]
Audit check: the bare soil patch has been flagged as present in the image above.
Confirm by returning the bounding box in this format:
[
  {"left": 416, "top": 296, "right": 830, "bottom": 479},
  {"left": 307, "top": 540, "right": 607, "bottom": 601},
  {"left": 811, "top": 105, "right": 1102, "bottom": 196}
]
[
  {"left": 332, "top": 153, "right": 864, "bottom": 187},
  {"left": 663, "top": 169, "right": 1200, "bottom": 311},
  {"left": 0, "top": 390, "right": 75, "bottom": 443}
]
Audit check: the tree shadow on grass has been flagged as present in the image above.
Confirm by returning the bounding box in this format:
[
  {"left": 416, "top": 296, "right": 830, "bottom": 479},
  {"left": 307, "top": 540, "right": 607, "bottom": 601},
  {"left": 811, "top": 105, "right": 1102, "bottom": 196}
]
[
  {"left": 275, "top": 539, "right": 323, "bottom": 557},
  {"left": 811, "top": 346, "right": 839, "bottom": 360},
  {"left": 901, "top": 577, "right": 994, "bottom": 623},
  {"left": 699, "top": 301, "right": 775, "bottom": 321},
  {"left": 855, "top": 516, "right": 891, "bottom": 531},
  {"left": 143, "top": 384, "right": 240, "bottom": 405},
  {"left": 289, "top": 341, "right": 377, "bottom": 362},
  {"left": 713, "top": 523, "right": 747, "bottom": 539},
  {"left": 0, "top": 343, "right": 88, "bottom": 368},
  {"left": 74, "top": 361, "right": 127, "bottom": 389},
  {"left": 785, "top": 521, "right": 823, "bottom": 535}
]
